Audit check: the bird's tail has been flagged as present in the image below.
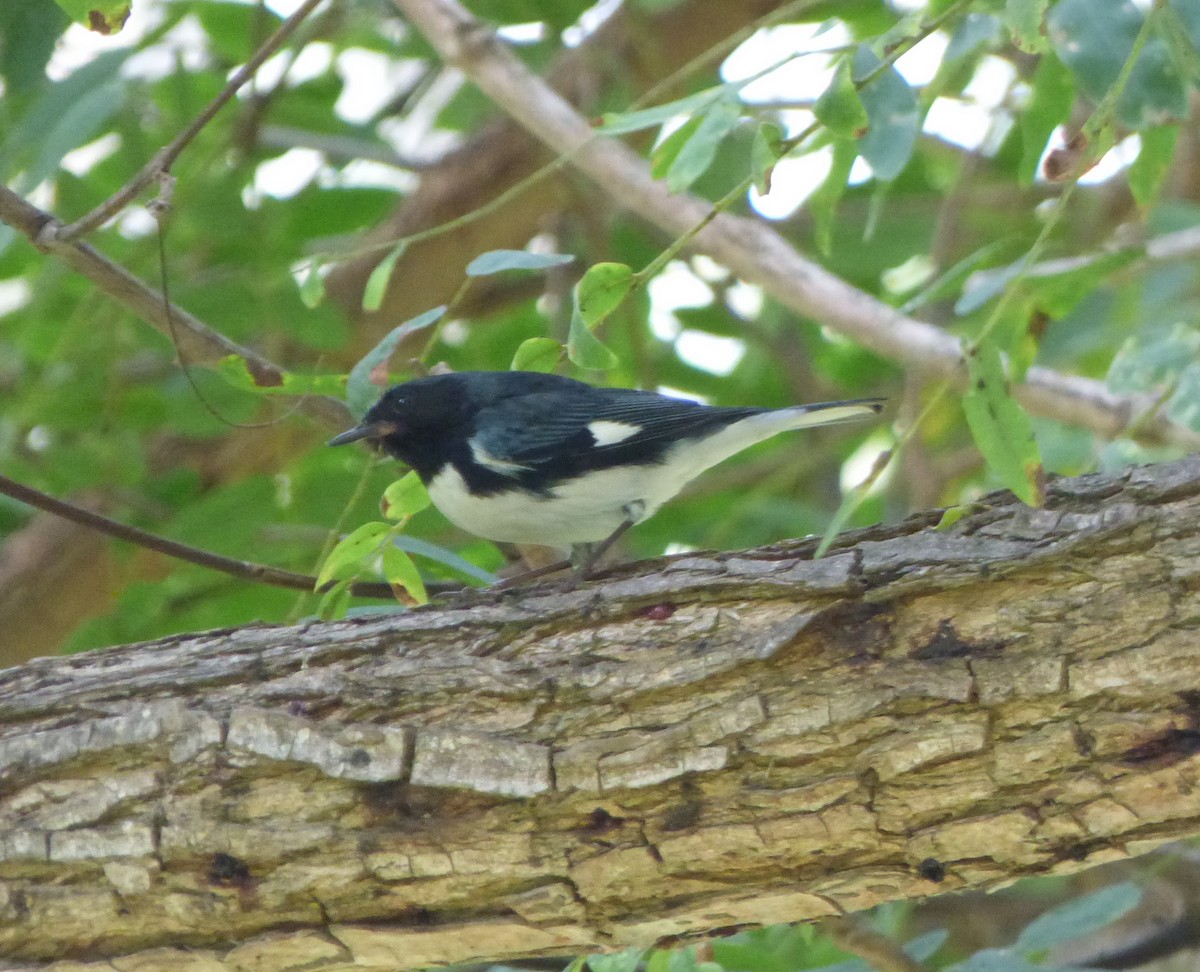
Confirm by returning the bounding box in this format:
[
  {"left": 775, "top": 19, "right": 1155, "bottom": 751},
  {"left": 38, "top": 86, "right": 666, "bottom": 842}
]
[{"left": 775, "top": 397, "right": 886, "bottom": 430}]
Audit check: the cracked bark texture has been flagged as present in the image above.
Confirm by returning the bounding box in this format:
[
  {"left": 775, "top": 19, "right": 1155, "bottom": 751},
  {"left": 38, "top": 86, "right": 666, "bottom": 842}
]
[{"left": 4, "top": 457, "right": 1200, "bottom": 969}]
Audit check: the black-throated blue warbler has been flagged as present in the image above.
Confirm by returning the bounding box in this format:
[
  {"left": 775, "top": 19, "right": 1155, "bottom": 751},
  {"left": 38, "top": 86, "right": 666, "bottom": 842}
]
[{"left": 329, "top": 370, "right": 883, "bottom": 569}]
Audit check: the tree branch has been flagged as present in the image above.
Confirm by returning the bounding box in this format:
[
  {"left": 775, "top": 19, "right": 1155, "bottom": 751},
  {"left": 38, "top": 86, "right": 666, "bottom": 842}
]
[
  {"left": 0, "top": 473, "right": 396, "bottom": 600},
  {"left": 0, "top": 185, "right": 349, "bottom": 430},
  {"left": 389, "top": 0, "right": 1199, "bottom": 450},
  {"left": 3, "top": 456, "right": 1200, "bottom": 968}
]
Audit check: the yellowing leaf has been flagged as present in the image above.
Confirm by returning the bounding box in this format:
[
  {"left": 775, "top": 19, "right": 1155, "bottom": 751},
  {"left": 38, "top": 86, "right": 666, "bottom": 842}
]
[
  {"left": 316, "top": 522, "right": 390, "bottom": 589},
  {"left": 382, "top": 472, "right": 431, "bottom": 521},
  {"left": 383, "top": 545, "right": 428, "bottom": 605}
]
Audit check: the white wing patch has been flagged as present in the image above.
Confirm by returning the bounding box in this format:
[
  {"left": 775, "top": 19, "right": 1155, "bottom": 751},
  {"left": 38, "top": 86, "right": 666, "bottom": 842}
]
[
  {"left": 588, "top": 419, "right": 641, "bottom": 446},
  {"left": 469, "top": 439, "right": 531, "bottom": 476}
]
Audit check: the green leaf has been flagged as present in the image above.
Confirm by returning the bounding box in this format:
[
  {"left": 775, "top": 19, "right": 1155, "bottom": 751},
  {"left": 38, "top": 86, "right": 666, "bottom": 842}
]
[
  {"left": 317, "top": 522, "right": 391, "bottom": 589},
  {"left": 853, "top": 46, "right": 919, "bottom": 181},
  {"left": 1129, "top": 124, "right": 1180, "bottom": 206},
  {"left": 382, "top": 472, "right": 431, "bottom": 521},
  {"left": 1019, "top": 52, "right": 1074, "bottom": 184},
  {"left": 1049, "top": 0, "right": 1188, "bottom": 129},
  {"left": 956, "top": 259, "right": 1028, "bottom": 316},
  {"left": 511, "top": 337, "right": 562, "bottom": 372},
  {"left": 644, "top": 951, "right": 671, "bottom": 972},
  {"left": 962, "top": 339, "right": 1045, "bottom": 506},
  {"left": 382, "top": 545, "right": 428, "bottom": 605},
  {"left": 575, "top": 262, "right": 634, "bottom": 326},
  {"left": 567, "top": 263, "right": 629, "bottom": 370},
  {"left": 1014, "top": 882, "right": 1141, "bottom": 955},
  {"left": 815, "top": 58, "right": 869, "bottom": 138},
  {"left": 1108, "top": 322, "right": 1200, "bottom": 393},
  {"left": 216, "top": 356, "right": 346, "bottom": 398},
  {"left": 936, "top": 506, "right": 973, "bottom": 530},
  {"left": 1159, "top": 3, "right": 1200, "bottom": 85},
  {"left": 666, "top": 94, "right": 743, "bottom": 192},
  {"left": 651, "top": 114, "right": 704, "bottom": 181},
  {"left": 749, "top": 121, "right": 785, "bottom": 195},
  {"left": 395, "top": 535, "right": 498, "bottom": 585},
  {"left": 53, "top": 0, "right": 129, "bottom": 32},
  {"left": 949, "top": 949, "right": 1044, "bottom": 972},
  {"left": 945, "top": 13, "right": 1003, "bottom": 62},
  {"left": 465, "top": 249, "right": 575, "bottom": 276},
  {"left": 299, "top": 262, "right": 325, "bottom": 309},
  {"left": 810, "top": 138, "right": 857, "bottom": 255},
  {"left": 1167, "top": 360, "right": 1200, "bottom": 430},
  {"left": 317, "top": 579, "right": 354, "bottom": 621},
  {"left": 1006, "top": 0, "right": 1048, "bottom": 53},
  {"left": 0, "top": 0, "right": 67, "bottom": 94},
  {"left": 567, "top": 309, "right": 619, "bottom": 370},
  {"left": 1021, "top": 250, "right": 1140, "bottom": 317},
  {"left": 899, "top": 240, "right": 1011, "bottom": 315},
  {"left": 587, "top": 949, "right": 644, "bottom": 972},
  {"left": 599, "top": 88, "right": 725, "bottom": 134},
  {"left": 362, "top": 243, "right": 407, "bottom": 312},
  {"left": 346, "top": 306, "right": 446, "bottom": 418}
]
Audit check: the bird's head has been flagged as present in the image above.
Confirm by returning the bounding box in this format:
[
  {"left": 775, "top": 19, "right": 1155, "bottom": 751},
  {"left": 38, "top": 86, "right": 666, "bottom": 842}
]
[{"left": 327, "top": 375, "right": 472, "bottom": 467}]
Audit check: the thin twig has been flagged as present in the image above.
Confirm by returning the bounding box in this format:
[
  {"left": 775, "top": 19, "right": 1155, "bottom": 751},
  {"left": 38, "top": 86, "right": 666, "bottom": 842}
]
[
  {"left": 0, "top": 473, "right": 397, "bottom": 600},
  {"left": 49, "top": 0, "right": 326, "bottom": 242}
]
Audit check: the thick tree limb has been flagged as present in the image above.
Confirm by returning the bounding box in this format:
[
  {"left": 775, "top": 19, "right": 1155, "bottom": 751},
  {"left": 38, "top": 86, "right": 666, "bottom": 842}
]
[
  {"left": 389, "top": 0, "right": 1199, "bottom": 450},
  {"left": 4, "top": 457, "right": 1200, "bottom": 968}
]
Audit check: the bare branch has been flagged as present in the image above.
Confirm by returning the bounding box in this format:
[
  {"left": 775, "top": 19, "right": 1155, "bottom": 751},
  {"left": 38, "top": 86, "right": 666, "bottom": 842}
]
[
  {"left": 390, "top": 0, "right": 1200, "bottom": 450},
  {"left": 0, "top": 473, "right": 396, "bottom": 600}
]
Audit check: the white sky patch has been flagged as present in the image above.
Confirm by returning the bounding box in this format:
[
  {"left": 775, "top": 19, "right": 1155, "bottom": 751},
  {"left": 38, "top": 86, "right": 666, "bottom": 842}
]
[
  {"left": 924, "top": 96, "right": 993, "bottom": 151},
  {"left": 750, "top": 147, "right": 833, "bottom": 220},
  {"left": 1080, "top": 133, "right": 1142, "bottom": 185},
  {"left": 124, "top": 16, "right": 208, "bottom": 80},
  {"left": 647, "top": 261, "right": 712, "bottom": 341},
  {"left": 117, "top": 207, "right": 158, "bottom": 239},
  {"left": 894, "top": 31, "right": 948, "bottom": 86},
  {"left": 336, "top": 49, "right": 416, "bottom": 123},
  {"left": 676, "top": 331, "right": 746, "bottom": 377},
  {"left": 727, "top": 282, "right": 763, "bottom": 319},
  {"left": 722, "top": 24, "right": 848, "bottom": 103},
  {"left": 60, "top": 133, "right": 121, "bottom": 176},
  {"left": 254, "top": 148, "right": 323, "bottom": 198},
  {"left": 497, "top": 23, "right": 547, "bottom": 43},
  {"left": 249, "top": 42, "right": 332, "bottom": 91},
  {"left": 966, "top": 55, "right": 1017, "bottom": 108},
  {"left": 0, "top": 280, "right": 32, "bottom": 317},
  {"left": 47, "top": 2, "right": 160, "bottom": 80},
  {"left": 327, "top": 160, "right": 418, "bottom": 193},
  {"left": 564, "top": 0, "right": 622, "bottom": 47}
]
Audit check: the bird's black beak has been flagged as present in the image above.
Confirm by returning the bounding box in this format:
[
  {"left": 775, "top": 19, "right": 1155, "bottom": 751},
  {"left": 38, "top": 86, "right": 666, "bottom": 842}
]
[{"left": 327, "top": 420, "right": 396, "bottom": 447}]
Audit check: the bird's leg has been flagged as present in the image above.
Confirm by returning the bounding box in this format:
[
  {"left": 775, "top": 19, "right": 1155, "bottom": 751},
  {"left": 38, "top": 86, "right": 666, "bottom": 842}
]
[
  {"left": 569, "top": 500, "right": 644, "bottom": 582},
  {"left": 490, "top": 556, "right": 572, "bottom": 591}
]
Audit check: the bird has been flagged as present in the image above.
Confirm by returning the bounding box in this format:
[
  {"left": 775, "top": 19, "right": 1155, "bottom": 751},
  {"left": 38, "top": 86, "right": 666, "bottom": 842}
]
[{"left": 329, "top": 370, "right": 884, "bottom": 573}]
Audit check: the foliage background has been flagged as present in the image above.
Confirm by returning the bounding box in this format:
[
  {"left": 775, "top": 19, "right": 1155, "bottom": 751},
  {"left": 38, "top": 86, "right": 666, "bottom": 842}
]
[
  {"left": 5, "top": 0, "right": 1200, "bottom": 967},
  {"left": 0, "top": 2, "right": 1196, "bottom": 662}
]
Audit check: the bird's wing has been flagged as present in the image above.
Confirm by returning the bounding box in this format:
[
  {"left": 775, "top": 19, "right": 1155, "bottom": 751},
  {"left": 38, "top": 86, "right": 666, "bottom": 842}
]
[{"left": 470, "top": 388, "right": 761, "bottom": 471}]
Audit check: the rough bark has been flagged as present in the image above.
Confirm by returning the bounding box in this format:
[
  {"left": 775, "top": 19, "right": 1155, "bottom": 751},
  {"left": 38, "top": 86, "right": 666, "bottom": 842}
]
[{"left": 5, "top": 456, "right": 1200, "bottom": 970}]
